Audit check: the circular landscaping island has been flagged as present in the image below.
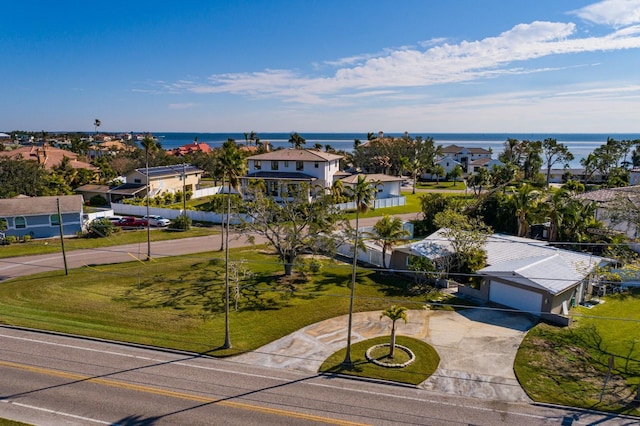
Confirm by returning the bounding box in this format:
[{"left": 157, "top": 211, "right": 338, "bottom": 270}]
[
  {"left": 318, "top": 336, "right": 440, "bottom": 385},
  {"left": 366, "top": 343, "right": 416, "bottom": 368}
]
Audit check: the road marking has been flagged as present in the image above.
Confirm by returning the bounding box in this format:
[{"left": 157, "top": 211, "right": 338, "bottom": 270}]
[
  {"left": 0, "top": 360, "right": 368, "bottom": 426},
  {"left": 0, "top": 332, "right": 552, "bottom": 421},
  {"left": 1, "top": 399, "right": 110, "bottom": 424}
]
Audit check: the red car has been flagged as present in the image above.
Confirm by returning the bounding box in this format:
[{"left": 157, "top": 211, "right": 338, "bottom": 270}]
[{"left": 115, "top": 217, "right": 148, "bottom": 229}]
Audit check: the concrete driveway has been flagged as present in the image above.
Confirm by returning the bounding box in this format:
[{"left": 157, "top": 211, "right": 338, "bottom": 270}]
[{"left": 231, "top": 308, "right": 535, "bottom": 402}]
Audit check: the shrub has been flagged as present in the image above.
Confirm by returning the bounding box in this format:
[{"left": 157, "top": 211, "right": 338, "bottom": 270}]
[
  {"left": 5, "top": 236, "right": 18, "bottom": 244},
  {"left": 171, "top": 215, "right": 191, "bottom": 230},
  {"left": 87, "top": 218, "right": 117, "bottom": 238},
  {"left": 89, "top": 195, "right": 109, "bottom": 206},
  {"left": 22, "top": 235, "right": 32, "bottom": 243}
]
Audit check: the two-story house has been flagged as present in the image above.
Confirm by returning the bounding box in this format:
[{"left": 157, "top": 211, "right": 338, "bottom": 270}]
[
  {"left": 241, "top": 149, "right": 343, "bottom": 201},
  {"left": 439, "top": 144, "right": 492, "bottom": 173}
]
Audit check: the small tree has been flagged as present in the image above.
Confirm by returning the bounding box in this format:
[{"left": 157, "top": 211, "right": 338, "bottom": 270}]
[
  {"left": 86, "top": 218, "right": 116, "bottom": 238},
  {"left": 369, "top": 215, "right": 410, "bottom": 268},
  {"left": 171, "top": 215, "right": 191, "bottom": 230},
  {"left": 380, "top": 305, "right": 408, "bottom": 359}
]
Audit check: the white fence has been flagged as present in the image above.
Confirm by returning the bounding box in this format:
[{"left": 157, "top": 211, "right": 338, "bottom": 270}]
[
  {"left": 110, "top": 203, "right": 247, "bottom": 225},
  {"left": 334, "top": 196, "right": 405, "bottom": 211},
  {"left": 192, "top": 186, "right": 223, "bottom": 198}
]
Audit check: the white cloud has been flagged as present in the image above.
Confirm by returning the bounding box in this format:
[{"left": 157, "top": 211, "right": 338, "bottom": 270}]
[
  {"left": 163, "top": 14, "right": 640, "bottom": 106},
  {"left": 572, "top": 0, "right": 640, "bottom": 27}
]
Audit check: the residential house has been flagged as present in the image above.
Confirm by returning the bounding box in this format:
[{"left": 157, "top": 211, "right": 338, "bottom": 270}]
[
  {"left": 168, "top": 140, "right": 213, "bottom": 157},
  {"left": 0, "top": 145, "right": 97, "bottom": 172},
  {"left": 339, "top": 173, "right": 403, "bottom": 199},
  {"left": 430, "top": 155, "right": 461, "bottom": 179},
  {"left": 468, "top": 157, "right": 504, "bottom": 174},
  {"left": 0, "top": 195, "right": 85, "bottom": 239},
  {"left": 390, "top": 230, "right": 610, "bottom": 323},
  {"left": 576, "top": 186, "right": 640, "bottom": 240},
  {"left": 88, "top": 140, "right": 135, "bottom": 160},
  {"left": 242, "top": 149, "right": 343, "bottom": 201},
  {"left": 439, "top": 144, "right": 492, "bottom": 173},
  {"left": 546, "top": 168, "right": 606, "bottom": 184},
  {"left": 76, "top": 164, "right": 204, "bottom": 203},
  {"left": 125, "top": 164, "right": 203, "bottom": 199}
]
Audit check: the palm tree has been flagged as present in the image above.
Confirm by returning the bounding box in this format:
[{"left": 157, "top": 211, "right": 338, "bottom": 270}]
[
  {"left": 94, "top": 119, "right": 101, "bottom": 135},
  {"left": 217, "top": 139, "right": 247, "bottom": 349},
  {"left": 369, "top": 215, "right": 410, "bottom": 268},
  {"left": 510, "top": 183, "right": 541, "bottom": 238},
  {"left": 432, "top": 164, "right": 445, "bottom": 184},
  {"left": 289, "top": 132, "right": 306, "bottom": 149},
  {"left": 380, "top": 305, "right": 408, "bottom": 359},
  {"left": 343, "top": 175, "right": 377, "bottom": 367},
  {"left": 141, "top": 135, "right": 161, "bottom": 260}
]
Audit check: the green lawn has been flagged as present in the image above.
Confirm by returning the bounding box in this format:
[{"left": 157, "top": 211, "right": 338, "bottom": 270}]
[
  {"left": 0, "top": 227, "right": 215, "bottom": 259},
  {"left": 515, "top": 290, "right": 640, "bottom": 416},
  {"left": 415, "top": 181, "right": 467, "bottom": 191},
  {"left": 0, "top": 246, "right": 439, "bottom": 357},
  {"left": 319, "top": 335, "right": 440, "bottom": 385}
]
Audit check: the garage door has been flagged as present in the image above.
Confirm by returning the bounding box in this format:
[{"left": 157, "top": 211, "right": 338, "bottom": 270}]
[{"left": 489, "top": 281, "right": 543, "bottom": 315}]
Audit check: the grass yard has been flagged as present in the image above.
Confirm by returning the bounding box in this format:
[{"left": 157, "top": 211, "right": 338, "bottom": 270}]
[
  {"left": 514, "top": 290, "right": 640, "bottom": 416},
  {"left": 0, "top": 227, "right": 215, "bottom": 259},
  {"left": 0, "top": 246, "right": 439, "bottom": 357},
  {"left": 319, "top": 335, "right": 440, "bottom": 385},
  {"left": 415, "top": 181, "right": 466, "bottom": 191}
]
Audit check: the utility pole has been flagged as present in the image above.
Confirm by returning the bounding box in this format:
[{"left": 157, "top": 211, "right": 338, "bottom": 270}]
[{"left": 57, "top": 198, "right": 68, "bottom": 275}]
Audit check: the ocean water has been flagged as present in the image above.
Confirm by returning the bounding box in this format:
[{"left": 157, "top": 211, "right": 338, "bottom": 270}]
[{"left": 152, "top": 132, "right": 640, "bottom": 168}]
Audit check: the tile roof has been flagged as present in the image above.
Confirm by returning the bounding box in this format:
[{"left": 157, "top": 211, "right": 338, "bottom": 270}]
[
  {"left": 0, "top": 146, "right": 97, "bottom": 171},
  {"left": 247, "top": 148, "right": 343, "bottom": 162}
]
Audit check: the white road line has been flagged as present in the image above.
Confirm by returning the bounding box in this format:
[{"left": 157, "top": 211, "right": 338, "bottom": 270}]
[
  {"left": 0, "top": 332, "right": 554, "bottom": 422},
  {"left": 1, "top": 400, "right": 110, "bottom": 424}
]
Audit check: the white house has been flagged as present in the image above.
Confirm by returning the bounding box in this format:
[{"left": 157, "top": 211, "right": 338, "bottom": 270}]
[
  {"left": 339, "top": 173, "right": 403, "bottom": 199},
  {"left": 390, "top": 230, "right": 611, "bottom": 322},
  {"left": 468, "top": 157, "right": 504, "bottom": 174},
  {"left": 242, "top": 149, "right": 343, "bottom": 200},
  {"left": 440, "top": 145, "right": 492, "bottom": 173}
]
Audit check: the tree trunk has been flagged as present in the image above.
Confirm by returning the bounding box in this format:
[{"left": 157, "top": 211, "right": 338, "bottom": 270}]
[
  {"left": 389, "top": 323, "right": 396, "bottom": 358},
  {"left": 284, "top": 262, "right": 293, "bottom": 276}
]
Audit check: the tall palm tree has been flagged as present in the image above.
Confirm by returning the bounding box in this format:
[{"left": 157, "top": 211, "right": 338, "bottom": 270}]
[
  {"left": 217, "top": 139, "right": 246, "bottom": 349},
  {"left": 141, "top": 135, "right": 161, "bottom": 260},
  {"left": 380, "top": 305, "right": 408, "bottom": 359},
  {"left": 94, "top": 119, "right": 101, "bottom": 135},
  {"left": 343, "top": 175, "right": 377, "bottom": 367},
  {"left": 370, "top": 215, "right": 410, "bottom": 268}
]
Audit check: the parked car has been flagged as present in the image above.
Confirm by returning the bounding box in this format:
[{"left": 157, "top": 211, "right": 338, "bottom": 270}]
[
  {"left": 143, "top": 215, "right": 171, "bottom": 227},
  {"left": 105, "top": 216, "right": 124, "bottom": 224},
  {"left": 115, "top": 217, "right": 148, "bottom": 228}
]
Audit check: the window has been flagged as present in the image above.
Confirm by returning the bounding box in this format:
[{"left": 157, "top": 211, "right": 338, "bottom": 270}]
[
  {"left": 296, "top": 161, "right": 304, "bottom": 171},
  {"left": 271, "top": 161, "right": 279, "bottom": 170},
  {"left": 50, "top": 214, "right": 60, "bottom": 226},
  {"left": 284, "top": 161, "right": 289, "bottom": 167},
  {"left": 268, "top": 181, "right": 279, "bottom": 196},
  {"left": 134, "top": 178, "right": 142, "bottom": 184},
  {"left": 314, "top": 162, "right": 319, "bottom": 168},
  {"left": 254, "top": 160, "right": 261, "bottom": 170},
  {"left": 15, "top": 216, "right": 26, "bottom": 229}
]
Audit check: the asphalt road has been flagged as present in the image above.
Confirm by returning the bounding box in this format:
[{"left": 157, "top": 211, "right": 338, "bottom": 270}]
[
  {"left": 0, "top": 327, "right": 629, "bottom": 426},
  {"left": 0, "top": 213, "right": 423, "bottom": 282}
]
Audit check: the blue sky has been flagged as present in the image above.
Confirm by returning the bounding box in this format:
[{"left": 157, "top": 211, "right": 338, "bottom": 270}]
[{"left": 2, "top": 0, "right": 640, "bottom": 133}]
